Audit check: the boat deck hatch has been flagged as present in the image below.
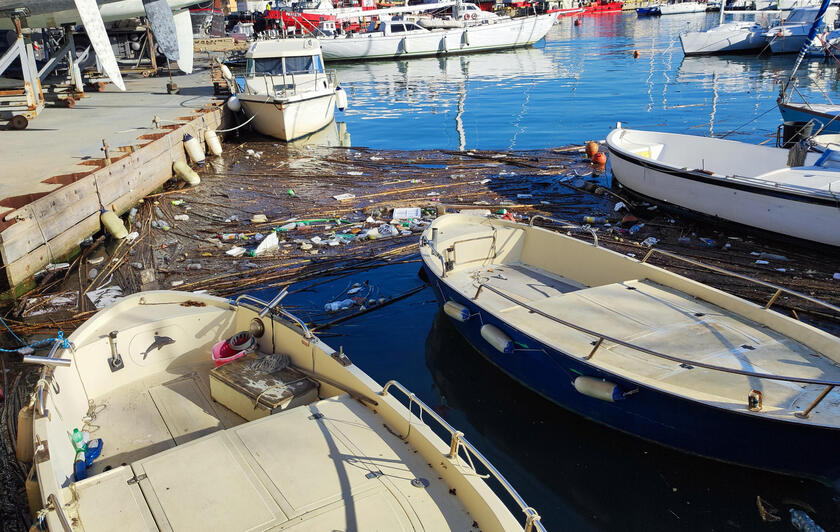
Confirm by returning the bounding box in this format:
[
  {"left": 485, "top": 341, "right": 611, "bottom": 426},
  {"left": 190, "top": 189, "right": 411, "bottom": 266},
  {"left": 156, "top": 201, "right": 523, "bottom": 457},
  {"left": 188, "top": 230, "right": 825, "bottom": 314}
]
[{"left": 68, "top": 395, "right": 474, "bottom": 531}]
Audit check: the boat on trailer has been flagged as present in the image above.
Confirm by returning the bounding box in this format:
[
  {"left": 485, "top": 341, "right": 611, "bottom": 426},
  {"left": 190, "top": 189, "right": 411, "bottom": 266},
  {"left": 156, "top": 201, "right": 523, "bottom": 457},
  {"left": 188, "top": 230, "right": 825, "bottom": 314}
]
[
  {"left": 605, "top": 124, "right": 840, "bottom": 247},
  {"left": 420, "top": 213, "right": 840, "bottom": 484},
  {"left": 20, "top": 289, "right": 543, "bottom": 531}
]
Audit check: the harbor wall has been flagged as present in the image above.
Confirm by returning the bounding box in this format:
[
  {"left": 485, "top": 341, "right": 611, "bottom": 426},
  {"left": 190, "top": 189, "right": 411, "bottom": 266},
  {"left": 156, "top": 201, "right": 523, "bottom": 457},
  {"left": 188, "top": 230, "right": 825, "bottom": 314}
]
[{"left": 0, "top": 106, "right": 224, "bottom": 295}]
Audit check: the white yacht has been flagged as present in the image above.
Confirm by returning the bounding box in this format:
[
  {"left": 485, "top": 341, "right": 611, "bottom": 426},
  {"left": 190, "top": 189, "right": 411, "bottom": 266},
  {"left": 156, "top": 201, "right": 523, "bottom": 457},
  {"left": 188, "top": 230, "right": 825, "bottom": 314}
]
[
  {"left": 680, "top": 20, "right": 767, "bottom": 54},
  {"left": 659, "top": 1, "right": 709, "bottom": 14},
  {"left": 319, "top": 3, "right": 557, "bottom": 61},
  {"left": 234, "top": 39, "right": 347, "bottom": 141}
]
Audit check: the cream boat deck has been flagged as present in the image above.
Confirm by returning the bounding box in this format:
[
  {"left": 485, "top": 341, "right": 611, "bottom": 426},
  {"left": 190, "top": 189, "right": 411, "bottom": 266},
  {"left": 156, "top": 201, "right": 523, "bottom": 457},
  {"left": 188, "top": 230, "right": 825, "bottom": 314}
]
[
  {"left": 448, "top": 262, "right": 840, "bottom": 425},
  {"left": 69, "top": 393, "right": 475, "bottom": 531}
]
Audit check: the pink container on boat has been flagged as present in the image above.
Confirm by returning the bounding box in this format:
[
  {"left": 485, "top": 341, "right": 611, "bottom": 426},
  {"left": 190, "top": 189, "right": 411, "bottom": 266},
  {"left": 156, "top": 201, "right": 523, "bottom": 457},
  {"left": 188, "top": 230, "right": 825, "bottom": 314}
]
[{"left": 212, "top": 332, "right": 256, "bottom": 367}]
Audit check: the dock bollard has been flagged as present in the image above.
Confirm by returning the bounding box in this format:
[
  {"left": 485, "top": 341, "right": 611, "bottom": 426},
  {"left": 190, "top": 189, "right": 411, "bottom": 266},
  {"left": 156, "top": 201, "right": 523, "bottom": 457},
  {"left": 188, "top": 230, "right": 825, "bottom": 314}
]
[{"left": 173, "top": 160, "right": 200, "bottom": 186}]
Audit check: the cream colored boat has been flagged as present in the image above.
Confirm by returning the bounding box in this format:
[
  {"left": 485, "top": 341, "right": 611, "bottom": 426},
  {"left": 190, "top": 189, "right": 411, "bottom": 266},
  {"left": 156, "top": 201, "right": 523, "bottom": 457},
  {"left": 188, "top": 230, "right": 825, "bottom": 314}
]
[
  {"left": 420, "top": 213, "right": 840, "bottom": 483},
  {"left": 21, "top": 289, "right": 543, "bottom": 531}
]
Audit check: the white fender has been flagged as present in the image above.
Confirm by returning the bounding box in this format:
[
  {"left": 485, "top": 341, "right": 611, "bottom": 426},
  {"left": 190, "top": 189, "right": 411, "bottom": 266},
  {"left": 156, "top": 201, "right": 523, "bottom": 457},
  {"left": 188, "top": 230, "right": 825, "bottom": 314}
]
[
  {"left": 205, "top": 129, "right": 223, "bottom": 156},
  {"left": 443, "top": 301, "right": 470, "bottom": 322},
  {"left": 335, "top": 86, "right": 348, "bottom": 111},
  {"left": 227, "top": 95, "right": 242, "bottom": 112},
  {"left": 573, "top": 376, "right": 623, "bottom": 402},
  {"left": 183, "top": 133, "right": 206, "bottom": 166},
  {"left": 481, "top": 324, "right": 513, "bottom": 354}
]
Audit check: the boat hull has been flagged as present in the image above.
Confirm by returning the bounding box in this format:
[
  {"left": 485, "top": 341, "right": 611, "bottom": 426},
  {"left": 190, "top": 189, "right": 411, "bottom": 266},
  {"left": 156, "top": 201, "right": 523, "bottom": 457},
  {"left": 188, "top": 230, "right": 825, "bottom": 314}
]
[
  {"left": 239, "top": 92, "right": 336, "bottom": 141},
  {"left": 680, "top": 26, "right": 766, "bottom": 54},
  {"left": 320, "top": 14, "right": 557, "bottom": 61},
  {"left": 659, "top": 2, "right": 707, "bottom": 14},
  {"left": 779, "top": 101, "right": 840, "bottom": 133},
  {"left": 423, "top": 264, "right": 840, "bottom": 484},
  {"left": 769, "top": 34, "right": 811, "bottom": 53},
  {"left": 606, "top": 134, "right": 840, "bottom": 247}
]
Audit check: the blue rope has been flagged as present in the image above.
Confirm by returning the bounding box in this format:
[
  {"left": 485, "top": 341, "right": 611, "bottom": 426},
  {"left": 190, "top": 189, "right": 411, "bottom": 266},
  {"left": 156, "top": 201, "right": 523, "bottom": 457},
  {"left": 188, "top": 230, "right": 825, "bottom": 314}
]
[
  {"left": 0, "top": 315, "right": 24, "bottom": 345},
  {"left": 0, "top": 332, "right": 66, "bottom": 353}
]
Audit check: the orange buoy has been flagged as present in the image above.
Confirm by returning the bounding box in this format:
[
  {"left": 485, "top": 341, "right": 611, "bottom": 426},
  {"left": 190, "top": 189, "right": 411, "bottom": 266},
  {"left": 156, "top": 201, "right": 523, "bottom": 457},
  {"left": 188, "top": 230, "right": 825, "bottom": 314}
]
[
  {"left": 592, "top": 152, "right": 607, "bottom": 165},
  {"left": 585, "top": 140, "right": 599, "bottom": 157},
  {"left": 633, "top": 50, "right": 640, "bottom": 59}
]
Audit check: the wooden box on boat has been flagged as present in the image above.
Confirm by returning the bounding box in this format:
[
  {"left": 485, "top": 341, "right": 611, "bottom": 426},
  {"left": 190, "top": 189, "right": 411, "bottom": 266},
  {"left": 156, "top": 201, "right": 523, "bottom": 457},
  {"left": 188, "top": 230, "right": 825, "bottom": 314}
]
[{"left": 209, "top": 352, "right": 318, "bottom": 421}]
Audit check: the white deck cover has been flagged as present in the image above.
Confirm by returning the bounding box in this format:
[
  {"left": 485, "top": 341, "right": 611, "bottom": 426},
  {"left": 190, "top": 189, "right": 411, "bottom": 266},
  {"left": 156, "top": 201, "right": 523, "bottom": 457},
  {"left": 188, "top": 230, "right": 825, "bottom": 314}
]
[{"left": 72, "top": 395, "right": 474, "bottom": 531}]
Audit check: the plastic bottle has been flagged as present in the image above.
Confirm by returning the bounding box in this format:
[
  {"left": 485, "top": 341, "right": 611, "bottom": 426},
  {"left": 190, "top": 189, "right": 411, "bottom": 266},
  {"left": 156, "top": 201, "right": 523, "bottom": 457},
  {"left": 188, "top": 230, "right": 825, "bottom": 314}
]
[
  {"left": 173, "top": 214, "right": 189, "bottom": 221},
  {"left": 71, "top": 428, "right": 87, "bottom": 452},
  {"left": 324, "top": 299, "right": 355, "bottom": 312},
  {"left": 410, "top": 179, "right": 422, "bottom": 184},
  {"left": 583, "top": 216, "right": 607, "bottom": 224},
  {"left": 186, "top": 264, "right": 202, "bottom": 270},
  {"left": 219, "top": 233, "right": 238, "bottom": 241},
  {"left": 628, "top": 223, "right": 645, "bottom": 235}
]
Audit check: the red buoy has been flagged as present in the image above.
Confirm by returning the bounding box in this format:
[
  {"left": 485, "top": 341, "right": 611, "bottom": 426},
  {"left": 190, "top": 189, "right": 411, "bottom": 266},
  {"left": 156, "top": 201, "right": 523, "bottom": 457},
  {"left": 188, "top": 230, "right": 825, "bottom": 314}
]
[
  {"left": 633, "top": 50, "right": 640, "bottom": 59},
  {"left": 592, "top": 152, "right": 607, "bottom": 165}
]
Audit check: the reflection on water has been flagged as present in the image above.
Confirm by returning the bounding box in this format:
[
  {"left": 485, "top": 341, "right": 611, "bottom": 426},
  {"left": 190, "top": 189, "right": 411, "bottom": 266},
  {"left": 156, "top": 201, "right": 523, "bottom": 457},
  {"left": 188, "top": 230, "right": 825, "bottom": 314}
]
[
  {"left": 285, "top": 120, "right": 352, "bottom": 148},
  {"left": 332, "top": 13, "right": 840, "bottom": 149},
  {"left": 424, "top": 311, "right": 840, "bottom": 531}
]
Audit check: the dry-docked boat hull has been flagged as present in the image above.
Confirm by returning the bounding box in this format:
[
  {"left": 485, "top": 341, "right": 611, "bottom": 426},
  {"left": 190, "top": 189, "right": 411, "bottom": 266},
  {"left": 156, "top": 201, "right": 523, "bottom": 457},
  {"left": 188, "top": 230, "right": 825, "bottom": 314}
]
[
  {"left": 420, "top": 214, "right": 840, "bottom": 484},
  {"left": 239, "top": 92, "right": 335, "bottom": 141},
  {"left": 320, "top": 14, "right": 557, "bottom": 61},
  {"left": 606, "top": 128, "right": 840, "bottom": 247}
]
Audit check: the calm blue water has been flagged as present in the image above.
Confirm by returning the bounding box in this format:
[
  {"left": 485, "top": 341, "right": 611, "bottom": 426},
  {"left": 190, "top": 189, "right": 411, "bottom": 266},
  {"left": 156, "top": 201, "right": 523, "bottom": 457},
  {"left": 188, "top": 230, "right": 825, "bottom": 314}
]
[{"left": 333, "top": 12, "right": 840, "bottom": 149}]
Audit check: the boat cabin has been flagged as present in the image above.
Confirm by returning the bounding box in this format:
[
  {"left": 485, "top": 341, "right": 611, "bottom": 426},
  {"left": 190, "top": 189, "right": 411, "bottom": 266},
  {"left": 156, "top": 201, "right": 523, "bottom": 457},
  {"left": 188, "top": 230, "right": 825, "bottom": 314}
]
[
  {"left": 365, "top": 19, "right": 429, "bottom": 34},
  {"left": 245, "top": 39, "right": 326, "bottom": 77}
]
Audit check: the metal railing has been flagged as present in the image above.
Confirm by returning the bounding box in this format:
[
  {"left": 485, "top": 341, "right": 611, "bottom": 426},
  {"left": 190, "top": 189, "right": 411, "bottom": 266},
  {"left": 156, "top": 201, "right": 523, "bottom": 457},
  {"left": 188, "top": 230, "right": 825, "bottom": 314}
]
[
  {"left": 34, "top": 338, "right": 74, "bottom": 418},
  {"left": 246, "top": 70, "right": 338, "bottom": 100},
  {"left": 234, "top": 293, "right": 314, "bottom": 339},
  {"left": 530, "top": 215, "right": 599, "bottom": 247},
  {"left": 47, "top": 493, "right": 72, "bottom": 532},
  {"left": 420, "top": 234, "right": 448, "bottom": 277},
  {"left": 381, "top": 380, "right": 545, "bottom": 532},
  {"left": 474, "top": 280, "right": 840, "bottom": 418},
  {"left": 639, "top": 247, "right": 840, "bottom": 315}
]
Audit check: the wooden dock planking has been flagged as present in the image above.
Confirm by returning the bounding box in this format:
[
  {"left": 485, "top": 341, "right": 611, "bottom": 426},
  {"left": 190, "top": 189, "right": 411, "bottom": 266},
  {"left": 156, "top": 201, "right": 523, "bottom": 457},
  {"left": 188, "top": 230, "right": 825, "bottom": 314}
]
[{"left": 0, "top": 107, "right": 224, "bottom": 291}]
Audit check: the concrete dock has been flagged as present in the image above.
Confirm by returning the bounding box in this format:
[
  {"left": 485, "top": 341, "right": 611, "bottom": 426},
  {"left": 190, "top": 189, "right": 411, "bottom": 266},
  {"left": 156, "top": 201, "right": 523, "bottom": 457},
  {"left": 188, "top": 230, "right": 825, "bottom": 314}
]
[{"left": 0, "top": 61, "right": 225, "bottom": 294}]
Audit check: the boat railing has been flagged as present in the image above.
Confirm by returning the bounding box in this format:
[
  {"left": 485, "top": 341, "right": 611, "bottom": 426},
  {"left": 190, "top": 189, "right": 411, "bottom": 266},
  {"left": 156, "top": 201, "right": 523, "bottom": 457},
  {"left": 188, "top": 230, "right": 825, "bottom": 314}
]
[
  {"left": 473, "top": 280, "right": 840, "bottom": 418},
  {"left": 529, "top": 214, "right": 599, "bottom": 247},
  {"left": 47, "top": 493, "right": 72, "bottom": 531},
  {"left": 234, "top": 293, "right": 315, "bottom": 339},
  {"left": 31, "top": 338, "right": 74, "bottom": 418},
  {"left": 249, "top": 69, "right": 336, "bottom": 100},
  {"left": 380, "top": 380, "right": 546, "bottom": 532},
  {"left": 639, "top": 247, "right": 840, "bottom": 316}
]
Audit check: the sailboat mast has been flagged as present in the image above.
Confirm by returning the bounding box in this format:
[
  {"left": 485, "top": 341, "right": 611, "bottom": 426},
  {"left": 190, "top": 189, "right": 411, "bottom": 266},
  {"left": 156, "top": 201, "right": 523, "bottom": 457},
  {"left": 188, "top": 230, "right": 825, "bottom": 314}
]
[
  {"left": 719, "top": 0, "right": 725, "bottom": 25},
  {"left": 779, "top": 0, "right": 831, "bottom": 101}
]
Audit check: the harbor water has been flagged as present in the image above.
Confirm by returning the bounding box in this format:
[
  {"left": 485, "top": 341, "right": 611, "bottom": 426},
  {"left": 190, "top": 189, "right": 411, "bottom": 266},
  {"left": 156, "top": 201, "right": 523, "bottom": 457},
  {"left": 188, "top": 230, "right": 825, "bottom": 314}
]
[
  {"left": 334, "top": 12, "right": 840, "bottom": 150},
  {"left": 248, "top": 12, "right": 840, "bottom": 530}
]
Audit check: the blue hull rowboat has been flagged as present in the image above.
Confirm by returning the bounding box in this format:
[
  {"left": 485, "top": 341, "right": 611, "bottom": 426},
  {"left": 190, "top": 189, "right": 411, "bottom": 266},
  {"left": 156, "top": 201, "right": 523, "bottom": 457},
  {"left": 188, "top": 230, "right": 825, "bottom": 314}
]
[
  {"left": 420, "top": 213, "right": 840, "bottom": 485},
  {"left": 636, "top": 6, "right": 661, "bottom": 15},
  {"left": 779, "top": 101, "right": 840, "bottom": 134}
]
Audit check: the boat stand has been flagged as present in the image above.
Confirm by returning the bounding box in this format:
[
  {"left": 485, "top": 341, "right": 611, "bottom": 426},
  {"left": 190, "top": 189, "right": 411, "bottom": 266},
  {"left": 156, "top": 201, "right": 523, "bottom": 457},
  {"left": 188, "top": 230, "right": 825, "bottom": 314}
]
[
  {"left": 37, "top": 25, "right": 88, "bottom": 107},
  {"left": 0, "top": 8, "right": 45, "bottom": 130}
]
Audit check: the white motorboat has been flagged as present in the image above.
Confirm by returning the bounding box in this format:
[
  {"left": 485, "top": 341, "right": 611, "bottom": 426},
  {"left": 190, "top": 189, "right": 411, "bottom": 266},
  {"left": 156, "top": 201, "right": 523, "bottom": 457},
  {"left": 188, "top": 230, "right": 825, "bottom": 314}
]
[
  {"left": 605, "top": 124, "right": 840, "bottom": 246},
  {"left": 233, "top": 39, "right": 346, "bottom": 141},
  {"left": 680, "top": 20, "right": 767, "bottom": 54},
  {"left": 20, "top": 289, "right": 545, "bottom": 531},
  {"left": 765, "top": 5, "right": 838, "bottom": 52},
  {"left": 659, "top": 1, "right": 709, "bottom": 14},
  {"left": 319, "top": 6, "right": 558, "bottom": 61},
  {"left": 772, "top": 0, "right": 820, "bottom": 9}
]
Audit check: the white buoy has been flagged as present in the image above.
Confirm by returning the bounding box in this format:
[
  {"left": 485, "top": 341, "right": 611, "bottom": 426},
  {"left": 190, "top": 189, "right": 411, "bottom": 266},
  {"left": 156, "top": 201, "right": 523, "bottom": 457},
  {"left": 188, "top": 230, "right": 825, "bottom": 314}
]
[
  {"left": 173, "top": 160, "right": 201, "bottom": 186},
  {"left": 183, "top": 133, "right": 205, "bottom": 166},
  {"left": 335, "top": 86, "right": 348, "bottom": 111},
  {"left": 100, "top": 208, "right": 128, "bottom": 239},
  {"left": 573, "top": 376, "right": 623, "bottom": 402},
  {"left": 443, "top": 301, "right": 470, "bottom": 322},
  {"left": 220, "top": 64, "right": 233, "bottom": 80},
  {"left": 480, "top": 324, "right": 513, "bottom": 354},
  {"left": 227, "top": 95, "right": 241, "bottom": 112},
  {"left": 205, "top": 129, "right": 223, "bottom": 156}
]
